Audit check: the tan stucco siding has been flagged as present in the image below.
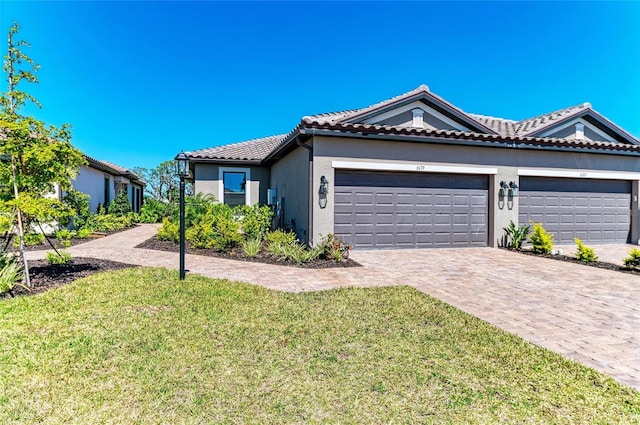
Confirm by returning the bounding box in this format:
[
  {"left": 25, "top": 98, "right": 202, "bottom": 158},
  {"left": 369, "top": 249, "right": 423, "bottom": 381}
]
[
  {"left": 270, "top": 146, "right": 310, "bottom": 242},
  {"left": 311, "top": 135, "right": 640, "bottom": 247},
  {"left": 193, "top": 163, "right": 269, "bottom": 205}
]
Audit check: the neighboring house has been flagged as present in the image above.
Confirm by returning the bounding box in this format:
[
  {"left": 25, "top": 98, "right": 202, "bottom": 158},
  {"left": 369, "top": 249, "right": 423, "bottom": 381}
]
[
  {"left": 185, "top": 85, "right": 640, "bottom": 249},
  {"left": 70, "top": 155, "right": 145, "bottom": 213}
]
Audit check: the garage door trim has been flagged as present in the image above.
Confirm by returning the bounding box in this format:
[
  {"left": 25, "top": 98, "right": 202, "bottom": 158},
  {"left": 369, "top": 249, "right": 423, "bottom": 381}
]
[
  {"left": 332, "top": 160, "right": 497, "bottom": 175},
  {"left": 518, "top": 168, "right": 640, "bottom": 180}
]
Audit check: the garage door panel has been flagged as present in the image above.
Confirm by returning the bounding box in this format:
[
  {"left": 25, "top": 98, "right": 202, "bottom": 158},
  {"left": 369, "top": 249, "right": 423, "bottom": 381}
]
[
  {"left": 335, "top": 170, "right": 488, "bottom": 249},
  {"left": 519, "top": 177, "right": 630, "bottom": 244}
]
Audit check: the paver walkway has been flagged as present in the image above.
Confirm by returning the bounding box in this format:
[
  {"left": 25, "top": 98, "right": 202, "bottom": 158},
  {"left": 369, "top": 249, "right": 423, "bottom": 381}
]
[{"left": 27, "top": 224, "right": 640, "bottom": 391}]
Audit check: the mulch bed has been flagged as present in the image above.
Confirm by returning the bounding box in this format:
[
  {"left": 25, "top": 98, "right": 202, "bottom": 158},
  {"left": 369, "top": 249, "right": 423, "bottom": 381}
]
[
  {"left": 503, "top": 247, "right": 640, "bottom": 276},
  {"left": 3, "top": 226, "right": 139, "bottom": 253},
  {"left": 2, "top": 257, "right": 137, "bottom": 299},
  {"left": 136, "top": 236, "right": 361, "bottom": 269}
]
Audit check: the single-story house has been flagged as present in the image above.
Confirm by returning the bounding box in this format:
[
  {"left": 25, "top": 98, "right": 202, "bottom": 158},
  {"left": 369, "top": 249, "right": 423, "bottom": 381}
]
[
  {"left": 68, "top": 155, "right": 145, "bottom": 213},
  {"left": 185, "top": 85, "right": 640, "bottom": 249}
]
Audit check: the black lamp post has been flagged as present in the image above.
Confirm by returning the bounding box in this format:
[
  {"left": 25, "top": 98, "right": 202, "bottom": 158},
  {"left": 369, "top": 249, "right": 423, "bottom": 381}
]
[{"left": 175, "top": 151, "right": 190, "bottom": 280}]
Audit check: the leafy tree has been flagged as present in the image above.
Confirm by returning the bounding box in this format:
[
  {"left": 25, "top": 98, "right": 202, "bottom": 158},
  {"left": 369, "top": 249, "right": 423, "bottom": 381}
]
[
  {"left": 133, "top": 160, "right": 193, "bottom": 202},
  {"left": 0, "top": 22, "right": 85, "bottom": 286}
]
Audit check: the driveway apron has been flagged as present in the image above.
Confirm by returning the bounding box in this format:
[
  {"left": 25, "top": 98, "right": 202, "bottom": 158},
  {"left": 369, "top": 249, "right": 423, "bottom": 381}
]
[{"left": 26, "top": 224, "right": 640, "bottom": 391}]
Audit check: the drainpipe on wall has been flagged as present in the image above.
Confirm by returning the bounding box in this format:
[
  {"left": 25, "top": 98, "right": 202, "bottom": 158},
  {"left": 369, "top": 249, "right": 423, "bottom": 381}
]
[{"left": 296, "top": 135, "right": 314, "bottom": 246}]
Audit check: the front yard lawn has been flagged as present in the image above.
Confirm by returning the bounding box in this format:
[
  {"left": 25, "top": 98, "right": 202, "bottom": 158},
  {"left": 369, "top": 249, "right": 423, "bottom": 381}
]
[{"left": 1, "top": 268, "right": 638, "bottom": 423}]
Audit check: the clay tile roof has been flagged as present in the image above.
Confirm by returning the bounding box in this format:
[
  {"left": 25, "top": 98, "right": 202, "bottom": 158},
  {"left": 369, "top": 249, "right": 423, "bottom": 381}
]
[
  {"left": 514, "top": 103, "right": 590, "bottom": 136},
  {"left": 303, "top": 85, "right": 432, "bottom": 125},
  {"left": 84, "top": 155, "right": 144, "bottom": 183},
  {"left": 468, "top": 114, "right": 517, "bottom": 137},
  {"left": 186, "top": 134, "right": 288, "bottom": 161},
  {"left": 98, "top": 160, "right": 131, "bottom": 175},
  {"left": 186, "top": 86, "right": 638, "bottom": 162}
]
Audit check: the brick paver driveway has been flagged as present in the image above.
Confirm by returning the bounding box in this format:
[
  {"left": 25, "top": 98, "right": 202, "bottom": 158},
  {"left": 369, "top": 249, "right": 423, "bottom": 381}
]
[{"left": 27, "top": 224, "right": 640, "bottom": 391}]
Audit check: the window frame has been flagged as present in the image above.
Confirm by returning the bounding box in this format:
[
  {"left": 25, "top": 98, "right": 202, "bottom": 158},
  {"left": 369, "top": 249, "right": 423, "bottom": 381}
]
[{"left": 218, "top": 167, "right": 251, "bottom": 206}]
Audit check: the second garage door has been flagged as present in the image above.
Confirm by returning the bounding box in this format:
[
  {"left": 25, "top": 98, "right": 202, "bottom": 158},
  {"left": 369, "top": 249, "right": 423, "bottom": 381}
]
[
  {"left": 334, "top": 170, "right": 488, "bottom": 249},
  {"left": 518, "top": 177, "right": 631, "bottom": 244}
]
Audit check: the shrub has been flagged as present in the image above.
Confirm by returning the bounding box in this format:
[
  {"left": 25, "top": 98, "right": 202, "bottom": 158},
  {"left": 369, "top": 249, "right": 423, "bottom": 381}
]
[
  {"left": 173, "top": 193, "right": 217, "bottom": 228},
  {"left": 529, "top": 222, "right": 554, "bottom": 254},
  {"left": 16, "top": 232, "right": 45, "bottom": 247},
  {"left": 235, "top": 204, "right": 273, "bottom": 240},
  {"left": 623, "top": 249, "right": 640, "bottom": 268},
  {"left": 46, "top": 250, "right": 72, "bottom": 265},
  {"left": 503, "top": 220, "right": 530, "bottom": 250},
  {"left": 211, "top": 216, "right": 243, "bottom": 252},
  {"left": 0, "top": 258, "right": 26, "bottom": 295},
  {"left": 158, "top": 218, "right": 180, "bottom": 243},
  {"left": 0, "top": 214, "right": 11, "bottom": 234},
  {"left": 139, "top": 198, "right": 168, "bottom": 223},
  {"left": 317, "top": 234, "right": 351, "bottom": 262},
  {"left": 76, "top": 228, "right": 93, "bottom": 239},
  {"left": 574, "top": 238, "right": 597, "bottom": 263},
  {"left": 109, "top": 190, "right": 133, "bottom": 217},
  {"left": 84, "top": 212, "right": 139, "bottom": 232},
  {"left": 265, "top": 229, "right": 297, "bottom": 248},
  {"left": 55, "top": 229, "right": 75, "bottom": 241},
  {"left": 243, "top": 238, "right": 262, "bottom": 258},
  {"left": 61, "top": 189, "right": 91, "bottom": 227},
  {"left": 186, "top": 221, "right": 215, "bottom": 249}
]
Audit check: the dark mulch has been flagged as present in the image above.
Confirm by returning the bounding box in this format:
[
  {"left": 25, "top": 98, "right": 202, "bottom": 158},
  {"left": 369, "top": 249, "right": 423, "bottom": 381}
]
[
  {"left": 3, "top": 226, "right": 139, "bottom": 252},
  {"left": 136, "top": 236, "right": 361, "bottom": 269},
  {"left": 2, "top": 257, "right": 138, "bottom": 299},
  {"left": 503, "top": 247, "right": 640, "bottom": 276}
]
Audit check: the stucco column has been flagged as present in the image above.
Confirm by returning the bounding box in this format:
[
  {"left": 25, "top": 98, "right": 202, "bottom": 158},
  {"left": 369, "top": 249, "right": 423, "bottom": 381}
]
[{"left": 492, "top": 167, "right": 519, "bottom": 247}]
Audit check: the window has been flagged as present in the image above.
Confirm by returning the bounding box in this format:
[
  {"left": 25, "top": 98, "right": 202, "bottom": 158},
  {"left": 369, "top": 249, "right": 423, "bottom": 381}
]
[
  {"left": 219, "top": 167, "right": 251, "bottom": 206},
  {"left": 104, "top": 177, "right": 111, "bottom": 207}
]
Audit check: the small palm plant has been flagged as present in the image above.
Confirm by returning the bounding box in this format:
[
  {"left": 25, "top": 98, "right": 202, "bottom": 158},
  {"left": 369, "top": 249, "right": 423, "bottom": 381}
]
[
  {"left": 0, "top": 257, "right": 27, "bottom": 296},
  {"left": 503, "top": 220, "right": 530, "bottom": 250}
]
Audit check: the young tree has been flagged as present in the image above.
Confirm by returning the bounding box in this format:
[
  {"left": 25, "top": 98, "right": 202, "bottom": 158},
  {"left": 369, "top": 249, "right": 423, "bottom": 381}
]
[
  {"left": 0, "top": 22, "right": 85, "bottom": 286},
  {"left": 133, "top": 160, "right": 192, "bottom": 202}
]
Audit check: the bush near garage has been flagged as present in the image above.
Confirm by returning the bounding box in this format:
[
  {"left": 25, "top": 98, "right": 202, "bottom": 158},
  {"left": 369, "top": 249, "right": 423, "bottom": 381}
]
[{"left": 156, "top": 199, "right": 351, "bottom": 265}]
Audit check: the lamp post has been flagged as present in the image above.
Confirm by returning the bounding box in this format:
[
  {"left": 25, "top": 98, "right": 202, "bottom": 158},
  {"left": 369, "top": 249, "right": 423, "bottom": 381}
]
[{"left": 175, "top": 151, "right": 190, "bottom": 280}]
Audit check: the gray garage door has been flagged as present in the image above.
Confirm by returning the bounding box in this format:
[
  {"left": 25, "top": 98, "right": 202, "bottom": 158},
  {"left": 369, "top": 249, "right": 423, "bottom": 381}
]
[
  {"left": 518, "top": 177, "right": 631, "bottom": 244},
  {"left": 334, "top": 171, "right": 488, "bottom": 249}
]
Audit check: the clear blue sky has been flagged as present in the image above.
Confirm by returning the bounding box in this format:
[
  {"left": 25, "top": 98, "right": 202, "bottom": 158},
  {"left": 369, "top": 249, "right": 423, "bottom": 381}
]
[{"left": 1, "top": 1, "right": 639, "bottom": 171}]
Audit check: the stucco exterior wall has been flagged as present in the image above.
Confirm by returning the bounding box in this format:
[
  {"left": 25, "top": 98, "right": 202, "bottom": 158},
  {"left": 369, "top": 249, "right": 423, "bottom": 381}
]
[
  {"left": 193, "top": 163, "right": 270, "bottom": 205},
  {"left": 270, "top": 146, "right": 310, "bottom": 242},
  {"left": 72, "top": 165, "right": 115, "bottom": 213},
  {"left": 311, "top": 136, "right": 640, "bottom": 247}
]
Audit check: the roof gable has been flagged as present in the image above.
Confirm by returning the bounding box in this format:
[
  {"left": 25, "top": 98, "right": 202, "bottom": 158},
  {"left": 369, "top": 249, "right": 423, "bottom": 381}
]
[
  {"left": 304, "top": 85, "right": 498, "bottom": 134},
  {"left": 516, "top": 103, "right": 639, "bottom": 145}
]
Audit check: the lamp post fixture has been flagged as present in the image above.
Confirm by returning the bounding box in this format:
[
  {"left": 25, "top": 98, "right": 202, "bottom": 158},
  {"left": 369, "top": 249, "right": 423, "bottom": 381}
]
[{"left": 175, "top": 151, "right": 190, "bottom": 280}]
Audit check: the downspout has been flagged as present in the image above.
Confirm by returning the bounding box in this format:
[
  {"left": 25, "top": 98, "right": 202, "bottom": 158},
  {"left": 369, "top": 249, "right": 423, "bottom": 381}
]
[{"left": 296, "top": 134, "right": 314, "bottom": 246}]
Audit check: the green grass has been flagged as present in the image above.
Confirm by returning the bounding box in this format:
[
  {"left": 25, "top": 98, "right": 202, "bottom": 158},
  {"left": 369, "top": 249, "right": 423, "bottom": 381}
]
[{"left": 0, "top": 268, "right": 638, "bottom": 424}]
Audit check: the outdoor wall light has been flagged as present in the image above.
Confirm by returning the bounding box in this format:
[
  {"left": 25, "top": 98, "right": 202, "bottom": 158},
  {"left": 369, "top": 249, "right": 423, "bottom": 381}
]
[
  {"left": 508, "top": 181, "right": 519, "bottom": 197},
  {"left": 499, "top": 181, "right": 509, "bottom": 197},
  {"left": 319, "top": 175, "right": 329, "bottom": 195}
]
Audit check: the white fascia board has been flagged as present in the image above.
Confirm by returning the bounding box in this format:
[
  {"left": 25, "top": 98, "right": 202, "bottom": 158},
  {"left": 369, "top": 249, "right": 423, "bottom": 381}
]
[
  {"left": 332, "top": 160, "right": 497, "bottom": 175},
  {"left": 518, "top": 168, "right": 640, "bottom": 180}
]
